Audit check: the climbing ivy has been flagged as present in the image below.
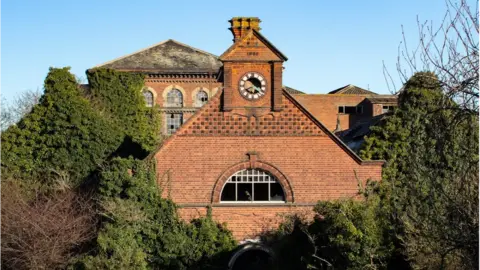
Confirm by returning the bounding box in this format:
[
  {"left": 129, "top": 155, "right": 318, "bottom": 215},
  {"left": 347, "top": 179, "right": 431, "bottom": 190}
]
[
  {"left": 86, "top": 68, "right": 161, "bottom": 153},
  {"left": 78, "top": 157, "right": 236, "bottom": 270},
  {"left": 1, "top": 67, "right": 123, "bottom": 185}
]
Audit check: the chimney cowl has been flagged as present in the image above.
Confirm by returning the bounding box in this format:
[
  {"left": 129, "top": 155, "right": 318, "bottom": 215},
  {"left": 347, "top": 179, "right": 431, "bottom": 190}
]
[{"left": 229, "top": 17, "right": 261, "bottom": 43}]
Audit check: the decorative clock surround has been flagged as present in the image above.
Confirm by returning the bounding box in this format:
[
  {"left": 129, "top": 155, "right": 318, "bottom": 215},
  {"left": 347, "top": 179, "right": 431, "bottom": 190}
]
[{"left": 239, "top": 72, "right": 266, "bottom": 100}]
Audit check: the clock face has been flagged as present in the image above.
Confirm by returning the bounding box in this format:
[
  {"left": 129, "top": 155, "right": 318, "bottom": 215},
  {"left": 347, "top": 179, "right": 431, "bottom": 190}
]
[{"left": 239, "top": 72, "right": 267, "bottom": 100}]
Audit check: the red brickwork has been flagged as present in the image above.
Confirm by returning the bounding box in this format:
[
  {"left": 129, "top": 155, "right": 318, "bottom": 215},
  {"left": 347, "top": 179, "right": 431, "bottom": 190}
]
[
  {"left": 179, "top": 206, "right": 314, "bottom": 240},
  {"left": 149, "top": 18, "right": 384, "bottom": 241},
  {"left": 220, "top": 31, "right": 283, "bottom": 62},
  {"left": 292, "top": 94, "right": 374, "bottom": 131},
  {"left": 223, "top": 62, "right": 274, "bottom": 111},
  {"left": 179, "top": 91, "right": 324, "bottom": 136},
  {"left": 144, "top": 79, "right": 222, "bottom": 108},
  {"left": 154, "top": 90, "right": 383, "bottom": 240}
]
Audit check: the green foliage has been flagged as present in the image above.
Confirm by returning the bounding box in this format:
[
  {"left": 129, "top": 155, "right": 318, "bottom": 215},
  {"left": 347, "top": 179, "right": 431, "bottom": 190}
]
[
  {"left": 1, "top": 67, "right": 123, "bottom": 185},
  {"left": 311, "top": 194, "right": 392, "bottom": 269},
  {"left": 259, "top": 188, "right": 393, "bottom": 270},
  {"left": 79, "top": 158, "right": 236, "bottom": 270},
  {"left": 1, "top": 67, "right": 162, "bottom": 187},
  {"left": 86, "top": 68, "right": 161, "bottom": 152},
  {"left": 360, "top": 71, "right": 479, "bottom": 269}
]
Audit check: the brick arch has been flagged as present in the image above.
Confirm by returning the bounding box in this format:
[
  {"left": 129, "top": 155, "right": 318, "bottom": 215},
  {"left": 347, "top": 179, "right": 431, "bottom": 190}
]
[
  {"left": 142, "top": 86, "right": 158, "bottom": 105},
  {"left": 211, "top": 161, "right": 294, "bottom": 203},
  {"left": 191, "top": 87, "right": 210, "bottom": 107},
  {"left": 162, "top": 85, "right": 186, "bottom": 107}
]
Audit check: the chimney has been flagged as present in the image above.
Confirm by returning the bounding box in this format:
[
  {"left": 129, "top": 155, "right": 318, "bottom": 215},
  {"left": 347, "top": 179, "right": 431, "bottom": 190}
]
[{"left": 229, "top": 17, "right": 261, "bottom": 42}]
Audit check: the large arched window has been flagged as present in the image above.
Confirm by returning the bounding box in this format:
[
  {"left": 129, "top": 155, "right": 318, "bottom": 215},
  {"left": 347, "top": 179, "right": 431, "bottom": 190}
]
[
  {"left": 221, "top": 169, "right": 285, "bottom": 202},
  {"left": 166, "top": 89, "right": 183, "bottom": 107},
  {"left": 196, "top": 90, "right": 208, "bottom": 107},
  {"left": 142, "top": 89, "right": 154, "bottom": 107}
]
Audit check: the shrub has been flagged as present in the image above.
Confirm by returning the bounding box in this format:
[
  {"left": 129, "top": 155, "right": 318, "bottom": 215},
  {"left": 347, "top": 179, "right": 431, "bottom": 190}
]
[
  {"left": 1, "top": 179, "right": 97, "bottom": 270},
  {"left": 79, "top": 158, "right": 236, "bottom": 269}
]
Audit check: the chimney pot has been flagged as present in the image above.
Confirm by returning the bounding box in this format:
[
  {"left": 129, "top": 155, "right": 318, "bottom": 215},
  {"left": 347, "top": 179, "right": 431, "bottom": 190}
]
[{"left": 229, "top": 17, "right": 261, "bottom": 43}]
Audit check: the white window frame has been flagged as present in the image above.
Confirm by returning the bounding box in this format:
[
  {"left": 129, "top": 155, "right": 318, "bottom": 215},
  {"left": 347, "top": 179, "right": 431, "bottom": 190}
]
[{"left": 220, "top": 169, "right": 286, "bottom": 203}]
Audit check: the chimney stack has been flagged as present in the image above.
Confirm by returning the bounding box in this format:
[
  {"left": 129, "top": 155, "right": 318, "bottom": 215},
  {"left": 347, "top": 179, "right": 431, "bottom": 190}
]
[{"left": 229, "top": 17, "right": 261, "bottom": 42}]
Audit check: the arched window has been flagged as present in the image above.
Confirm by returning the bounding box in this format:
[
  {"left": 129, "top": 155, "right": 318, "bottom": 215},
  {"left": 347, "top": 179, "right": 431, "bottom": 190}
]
[
  {"left": 143, "top": 90, "right": 154, "bottom": 107},
  {"left": 167, "top": 89, "right": 183, "bottom": 107},
  {"left": 221, "top": 169, "right": 285, "bottom": 202},
  {"left": 196, "top": 90, "right": 208, "bottom": 107}
]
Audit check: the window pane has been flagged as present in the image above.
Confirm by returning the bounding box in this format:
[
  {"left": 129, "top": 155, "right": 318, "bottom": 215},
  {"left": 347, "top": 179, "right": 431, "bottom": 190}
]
[
  {"left": 344, "top": 106, "right": 356, "bottom": 114},
  {"left": 167, "top": 113, "right": 183, "bottom": 134},
  {"left": 221, "top": 183, "right": 236, "bottom": 201},
  {"left": 196, "top": 91, "right": 208, "bottom": 106},
  {"left": 237, "top": 183, "right": 253, "bottom": 201},
  {"left": 143, "top": 90, "right": 154, "bottom": 107},
  {"left": 167, "top": 89, "right": 183, "bottom": 107},
  {"left": 270, "top": 183, "right": 285, "bottom": 201},
  {"left": 338, "top": 106, "right": 344, "bottom": 113},
  {"left": 254, "top": 183, "right": 269, "bottom": 201},
  {"left": 220, "top": 169, "right": 286, "bottom": 203},
  {"left": 356, "top": 106, "right": 363, "bottom": 114}
]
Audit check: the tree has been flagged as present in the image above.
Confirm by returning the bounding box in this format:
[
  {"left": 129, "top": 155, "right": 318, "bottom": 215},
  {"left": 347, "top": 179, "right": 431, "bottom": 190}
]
[
  {"left": 0, "top": 96, "right": 11, "bottom": 132},
  {"left": 10, "top": 89, "right": 42, "bottom": 123},
  {"left": 86, "top": 68, "right": 161, "bottom": 153},
  {"left": 385, "top": 0, "right": 478, "bottom": 115},
  {"left": 1, "top": 179, "right": 97, "bottom": 270},
  {"left": 1, "top": 67, "right": 124, "bottom": 186},
  {"left": 361, "top": 72, "right": 478, "bottom": 269}
]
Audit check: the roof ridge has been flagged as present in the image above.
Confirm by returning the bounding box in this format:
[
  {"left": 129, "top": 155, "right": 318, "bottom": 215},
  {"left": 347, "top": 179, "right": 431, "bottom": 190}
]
[
  {"left": 94, "top": 39, "right": 219, "bottom": 68},
  {"left": 219, "top": 29, "right": 287, "bottom": 61},
  {"left": 94, "top": 39, "right": 170, "bottom": 68},
  {"left": 166, "top": 39, "right": 220, "bottom": 58},
  {"left": 328, "top": 84, "right": 378, "bottom": 95}
]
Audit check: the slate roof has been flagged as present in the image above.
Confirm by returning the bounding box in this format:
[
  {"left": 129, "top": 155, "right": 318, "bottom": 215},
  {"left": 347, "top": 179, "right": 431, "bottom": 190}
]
[
  {"left": 94, "top": 39, "right": 222, "bottom": 72},
  {"left": 366, "top": 95, "right": 398, "bottom": 104},
  {"left": 328, "top": 84, "right": 378, "bottom": 95},
  {"left": 283, "top": 86, "right": 305, "bottom": 95}
]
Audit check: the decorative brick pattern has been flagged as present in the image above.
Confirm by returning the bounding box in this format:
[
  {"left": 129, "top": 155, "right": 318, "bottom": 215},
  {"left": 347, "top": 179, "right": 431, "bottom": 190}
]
[{"left": 178, "top": 91, "right": 325, "bottom": 137}]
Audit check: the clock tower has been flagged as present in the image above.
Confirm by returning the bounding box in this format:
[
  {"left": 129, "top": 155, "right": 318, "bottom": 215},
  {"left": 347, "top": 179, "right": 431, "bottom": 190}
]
[{"left": 219, "top": 17, "right": 288, "bottom": 113}]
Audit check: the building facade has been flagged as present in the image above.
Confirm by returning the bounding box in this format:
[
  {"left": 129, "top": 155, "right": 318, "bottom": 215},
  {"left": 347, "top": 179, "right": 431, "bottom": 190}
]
[{"left": 93, "top": 17, "right": 392, "bottom": 240}]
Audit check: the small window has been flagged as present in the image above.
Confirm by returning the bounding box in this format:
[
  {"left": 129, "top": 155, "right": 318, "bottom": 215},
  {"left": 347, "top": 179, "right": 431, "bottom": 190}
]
[
  {"left": 220, "top": 169, "right": 286, "bottom": 203},
  {"left": 167, "top": 113, "right": 183, "bottom": 134},
  {"left": 196, "top": 90, "right": 208, "bottom": 107},
  {"left": 143, "top": 90, "right": 154, "bottom": 107},
  {"left": 338, "top": 105, "right": 363, "bottom": 115},
  {"left": 356, "top": 106, "right": 363, "bottom": 114},
  {"left": 167, "top": 89, "right": 183, "bottom": 107},
  {"left": 382, "top": 105, "right": 395, "bottom": 114}
]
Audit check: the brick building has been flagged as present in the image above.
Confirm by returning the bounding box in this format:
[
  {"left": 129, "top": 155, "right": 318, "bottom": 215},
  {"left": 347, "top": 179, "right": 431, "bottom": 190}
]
[{"left": 93, "top": 17, "right": 394, "bottom": 241}]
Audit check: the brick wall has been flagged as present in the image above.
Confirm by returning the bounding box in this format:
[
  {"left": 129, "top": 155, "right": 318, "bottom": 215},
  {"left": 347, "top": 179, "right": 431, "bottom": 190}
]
[
  {"left": 145, "top": 80, "right": 222, "bottom": 108},
  {"left": 292, "top": 94, "right": 374, "bottom": 131},
  {"left": 179, "top": 206, "right": 314, "bottom": 240},
  {"left": 154, "top": 92, "right": 383, "bottom": 241}
]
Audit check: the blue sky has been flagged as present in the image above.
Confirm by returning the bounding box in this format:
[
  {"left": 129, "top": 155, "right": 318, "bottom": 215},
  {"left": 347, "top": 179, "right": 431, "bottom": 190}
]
[{"left": 1, "top": 1, "right": 464, "bottom": 102}]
